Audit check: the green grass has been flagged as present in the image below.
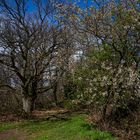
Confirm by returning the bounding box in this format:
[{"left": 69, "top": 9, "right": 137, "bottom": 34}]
[{"left": 0, "top": 115, "right": 116, "bottom": 140}]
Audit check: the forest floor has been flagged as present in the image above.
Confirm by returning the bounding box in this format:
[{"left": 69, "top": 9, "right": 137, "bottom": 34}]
[{"left": 0, "top": 109, "right": 116, "bottom": 140}]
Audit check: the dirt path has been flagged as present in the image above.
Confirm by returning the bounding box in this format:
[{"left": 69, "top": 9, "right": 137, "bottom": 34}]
[{"left": 0, "top": 129, "right": 28, "bottom": 140}]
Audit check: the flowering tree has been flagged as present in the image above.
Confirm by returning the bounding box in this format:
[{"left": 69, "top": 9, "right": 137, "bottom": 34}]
[
  {"left": 74, "top": 46, "right": 140, "bottom": 118},
  {"left": 67, "top": 0, "right": 140, "bottom": 119}
]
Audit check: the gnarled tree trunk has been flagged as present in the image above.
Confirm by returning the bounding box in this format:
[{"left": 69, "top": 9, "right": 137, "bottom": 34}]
[
  {"left": 21, "top": 82, "right": 37, "bottom": 114},
  {"left": 22, "top": 96, "right": 34, "bottom": 113}
]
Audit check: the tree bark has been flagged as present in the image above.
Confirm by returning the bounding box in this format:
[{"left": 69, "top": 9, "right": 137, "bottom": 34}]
[
  {"left": 53, "top": 83, "right": 58, "bottom": 106},
  {"left": 22, "top": 96, "right": 35, "bottom": 114},
  {"left": 21, "top": 80, "right": 37, "bottom": 113}
]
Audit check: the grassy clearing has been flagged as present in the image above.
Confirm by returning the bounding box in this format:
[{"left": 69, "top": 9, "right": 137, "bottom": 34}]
[{"left": 0, "top": 115, "right": 116, "bottom": 140}]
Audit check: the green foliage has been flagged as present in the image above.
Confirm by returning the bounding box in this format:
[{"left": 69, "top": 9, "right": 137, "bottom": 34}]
[{"left": 64, "top": 81, "right": 77, "bottom": 100}]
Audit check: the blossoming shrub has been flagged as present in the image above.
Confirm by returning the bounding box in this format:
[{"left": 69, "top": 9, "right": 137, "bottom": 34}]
[{"left": 74, "top": 46, "right": 140, "bottom": 120}]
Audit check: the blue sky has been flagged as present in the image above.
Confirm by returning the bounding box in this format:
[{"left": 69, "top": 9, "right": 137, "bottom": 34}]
[
  {"left": 5, "top": 0, "right": 96, "bottom": 13},
  {"left": 27, "top": 0, "right": 94, "bottom": 12}
]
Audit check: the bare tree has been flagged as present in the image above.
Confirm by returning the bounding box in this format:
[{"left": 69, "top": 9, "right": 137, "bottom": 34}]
[{"left": 0, "top": 0, "right": 66, "bottom": 113}]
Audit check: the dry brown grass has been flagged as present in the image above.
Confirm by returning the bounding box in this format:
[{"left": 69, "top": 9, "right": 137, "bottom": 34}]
[{"left": 88, "top": 109, "right": 140, "bottom": 140}]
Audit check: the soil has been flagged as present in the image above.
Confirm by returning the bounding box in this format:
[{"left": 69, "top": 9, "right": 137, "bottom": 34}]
[
  {"left": 32, "top": 108, "right": 70, "bottom": 118},
  {"left": 0, "top": 129, "right": 28, "bottom": 140}
]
